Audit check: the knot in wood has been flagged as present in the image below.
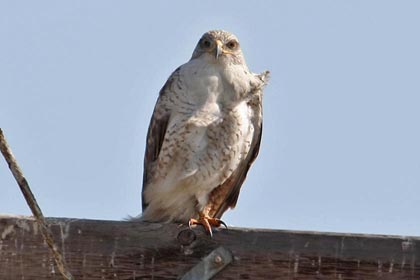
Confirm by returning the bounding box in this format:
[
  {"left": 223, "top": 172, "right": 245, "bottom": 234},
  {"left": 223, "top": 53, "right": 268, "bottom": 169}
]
[{"left": 177, "top": 229, "right": 196, "bottom": 246}]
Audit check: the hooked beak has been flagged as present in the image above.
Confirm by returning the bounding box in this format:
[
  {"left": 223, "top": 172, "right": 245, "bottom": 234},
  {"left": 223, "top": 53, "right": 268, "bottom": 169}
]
[{"left": 215, "top": 40, "right": 223, "bottom": 59}]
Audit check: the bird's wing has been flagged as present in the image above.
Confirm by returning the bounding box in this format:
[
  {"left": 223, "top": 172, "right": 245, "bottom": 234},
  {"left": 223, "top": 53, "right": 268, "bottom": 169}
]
[
  {"left": 211, "top": 122, "right": 262, "bottom": 219},
  {"left": 210, "top": 72, "right": 269, "bottom": 219},
  {"left": 141, "top": 68, "right": 180, "bottom": 211}
]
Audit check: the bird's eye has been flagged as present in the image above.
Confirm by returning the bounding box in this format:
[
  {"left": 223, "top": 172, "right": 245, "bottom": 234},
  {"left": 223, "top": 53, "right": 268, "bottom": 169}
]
[
  {"left": 201, "top": 39, "right": 212, "bottom": 48},
  {"left": 226, "top": 40, "right": 238, "bottom": 50}
]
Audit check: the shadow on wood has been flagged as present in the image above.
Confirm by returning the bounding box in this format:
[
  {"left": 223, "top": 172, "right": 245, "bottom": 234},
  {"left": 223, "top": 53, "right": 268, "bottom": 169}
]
[{"left": 0, "top": 215, "right": 419, "bottom": 279}]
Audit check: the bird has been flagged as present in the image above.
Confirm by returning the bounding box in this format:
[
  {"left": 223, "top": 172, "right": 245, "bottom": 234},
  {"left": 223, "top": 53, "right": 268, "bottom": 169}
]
[{"left": 140, "top": 30, "right": 269, "bottom": 236}]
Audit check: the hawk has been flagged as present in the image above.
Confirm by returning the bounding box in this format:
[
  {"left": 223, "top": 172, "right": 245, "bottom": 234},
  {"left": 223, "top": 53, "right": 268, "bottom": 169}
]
[{"left": 141, "top": 30, "right": 269, "bottom": 235}]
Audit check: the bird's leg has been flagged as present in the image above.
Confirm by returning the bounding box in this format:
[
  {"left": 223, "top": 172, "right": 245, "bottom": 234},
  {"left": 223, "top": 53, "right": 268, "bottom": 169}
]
[{"left": 188, "top": 212, "right": 227, "bottom": 237}]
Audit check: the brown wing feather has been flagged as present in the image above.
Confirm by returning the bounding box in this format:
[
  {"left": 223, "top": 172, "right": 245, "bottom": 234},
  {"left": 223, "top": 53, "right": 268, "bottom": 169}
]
[{"left": 141, "top": 68, "right": 179, "bottom": 211}]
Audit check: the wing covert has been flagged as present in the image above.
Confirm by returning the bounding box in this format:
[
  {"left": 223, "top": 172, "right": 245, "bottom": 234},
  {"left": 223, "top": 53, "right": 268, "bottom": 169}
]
[{"left": 141, "top": 68, "right": 180, "bottom": 211}]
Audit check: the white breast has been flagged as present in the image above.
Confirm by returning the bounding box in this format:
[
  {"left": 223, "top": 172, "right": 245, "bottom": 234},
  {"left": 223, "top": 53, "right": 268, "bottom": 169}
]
[{"left": 142, "top": 57, "right": 257, "bottom": 222}]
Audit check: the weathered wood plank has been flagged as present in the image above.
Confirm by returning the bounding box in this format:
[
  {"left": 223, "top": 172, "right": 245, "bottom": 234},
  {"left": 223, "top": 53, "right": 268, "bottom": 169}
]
[{"left": 0, "top": 215, "right": 419, "bottom": 279}]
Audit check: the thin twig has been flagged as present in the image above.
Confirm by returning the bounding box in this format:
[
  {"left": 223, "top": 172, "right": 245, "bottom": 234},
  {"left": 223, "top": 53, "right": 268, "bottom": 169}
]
[{"left": 0, "top": 128, "right": 73, "bottom": 280}]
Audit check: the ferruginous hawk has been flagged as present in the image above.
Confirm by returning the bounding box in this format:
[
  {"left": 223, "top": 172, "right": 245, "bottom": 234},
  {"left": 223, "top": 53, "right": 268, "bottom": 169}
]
[{"left": 141, "top": 30, "right": 269, "bottom": 236}]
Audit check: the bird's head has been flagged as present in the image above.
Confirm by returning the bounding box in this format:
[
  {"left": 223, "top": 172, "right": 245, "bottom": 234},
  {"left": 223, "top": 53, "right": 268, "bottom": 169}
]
[{"left": 191, "top": 30, "right": 245, "bottom": 65}]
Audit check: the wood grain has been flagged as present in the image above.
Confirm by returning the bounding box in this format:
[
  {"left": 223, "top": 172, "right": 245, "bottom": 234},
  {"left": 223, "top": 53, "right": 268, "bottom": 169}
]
[{"left": 0, "top": 215, "right": 419, "bottom": 279}]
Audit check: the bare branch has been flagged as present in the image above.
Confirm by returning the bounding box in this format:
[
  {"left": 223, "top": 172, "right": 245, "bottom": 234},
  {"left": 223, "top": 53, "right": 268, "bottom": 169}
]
[{"left": 0, "top": 128, "right": 73, "bottom": 280}]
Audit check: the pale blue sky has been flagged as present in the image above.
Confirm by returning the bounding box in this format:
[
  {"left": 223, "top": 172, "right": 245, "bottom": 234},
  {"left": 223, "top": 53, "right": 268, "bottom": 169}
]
[{"left": 1, "top": 1, "right": 419, "bottom": 236}]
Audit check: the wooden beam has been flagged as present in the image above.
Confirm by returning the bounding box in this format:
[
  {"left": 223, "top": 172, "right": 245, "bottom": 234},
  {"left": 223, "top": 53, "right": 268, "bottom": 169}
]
[{"left": 0, "top": 215, "right": 419, "bottom": 279}]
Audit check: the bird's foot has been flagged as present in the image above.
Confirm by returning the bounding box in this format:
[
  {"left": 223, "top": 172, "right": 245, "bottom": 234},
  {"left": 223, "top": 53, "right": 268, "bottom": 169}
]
[{"left": 188, "top": 214, "right": 227, "bottom": 237}]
